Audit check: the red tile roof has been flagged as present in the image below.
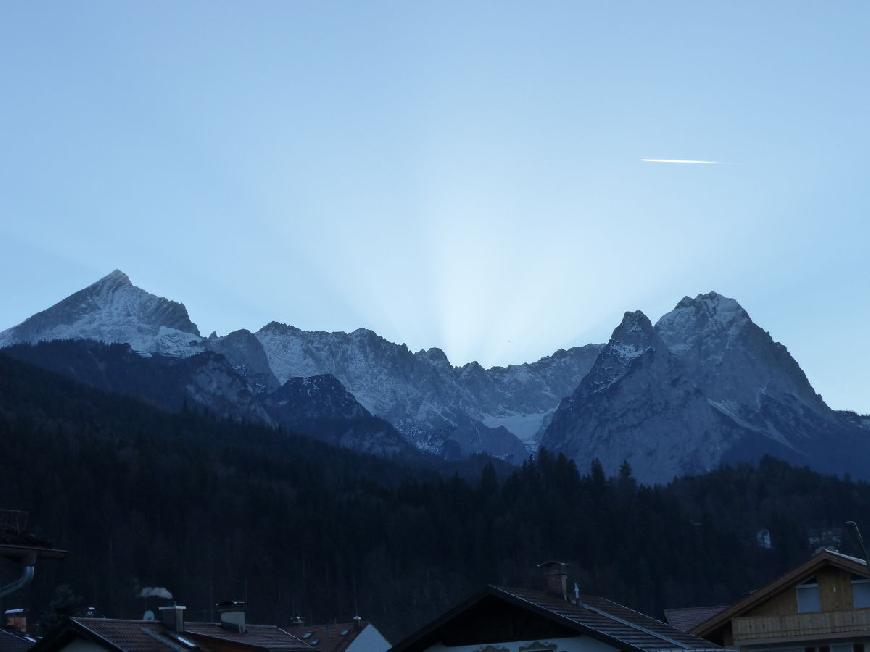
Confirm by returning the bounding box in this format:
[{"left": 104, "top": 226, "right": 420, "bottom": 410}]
[
  {"left": 185, "top": 623, "right": 309, "bottom": 652},
  {"left": 70, "top": 618, "right": 189, "bottom": 652},
  {"left": 284, "top": 622, "right": 365, "bottom": 652}
]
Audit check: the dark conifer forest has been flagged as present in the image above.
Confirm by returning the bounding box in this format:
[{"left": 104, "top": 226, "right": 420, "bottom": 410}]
[{"left": 1, "top": 353, "right": 868, "bottom": 641}]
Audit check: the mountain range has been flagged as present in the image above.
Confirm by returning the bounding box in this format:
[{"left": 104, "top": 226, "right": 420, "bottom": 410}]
[{"left": 1, "top": 270, "right": 867, "bottom": 482}]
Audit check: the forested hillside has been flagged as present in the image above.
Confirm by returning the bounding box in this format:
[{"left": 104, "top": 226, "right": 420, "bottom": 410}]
[{"left": 1, "top": 353, "right": 868, "bottom": 642}]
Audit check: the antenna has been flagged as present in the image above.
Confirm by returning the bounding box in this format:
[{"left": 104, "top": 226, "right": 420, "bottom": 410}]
[{"left": 846, "top": 521, "right": 869, "bottom": 563}]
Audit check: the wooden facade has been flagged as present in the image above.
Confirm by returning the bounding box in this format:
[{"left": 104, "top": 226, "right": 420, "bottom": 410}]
[{"left": 693, "top": 550, "right": 870, "bottom": 651}]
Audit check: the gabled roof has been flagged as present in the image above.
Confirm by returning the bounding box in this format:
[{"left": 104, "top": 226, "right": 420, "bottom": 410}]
[
  {"left": 42, "top": 618, "right": 192, "bottom": 652},
  {"left": 284, "top": 622, "right": 366, "bottom": 652},
  {"left": 691, "top": 549, "right": 870, "bottom": 638},
  {"left": 287, "top": 621, "right": 369, "bottom": 652},
  {"left": 390, "top": 586, "right": 723, "bottom": 652}
]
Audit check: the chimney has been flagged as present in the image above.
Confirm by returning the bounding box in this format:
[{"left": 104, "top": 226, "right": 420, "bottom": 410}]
[
  {"left": 217, "top": 601, "right": 246, "bottom": 633},
  {"left": 158, "top": 605, "right": 186, "bottom": 633},
  {"left": 4, "top": 609, "right": 26, "bottom": 633},
  {"left": 538, "top": 561, "right": 568, "bottom": 600},
  {"left": 352, "top": 615, "right": 363, "bottom": 632}
]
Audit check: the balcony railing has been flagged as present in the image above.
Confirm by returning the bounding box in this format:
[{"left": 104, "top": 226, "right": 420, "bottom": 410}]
[{"left": 734, "top": 609, "right": 870, "bottom": 644}]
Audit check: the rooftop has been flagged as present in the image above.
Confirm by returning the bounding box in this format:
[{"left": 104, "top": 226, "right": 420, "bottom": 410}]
[
  {"left": 284, "top": 622, "right": 366, "bottom": 652},
  {"left": 391, "top": 586, "right": 725, "bottom": 652}
]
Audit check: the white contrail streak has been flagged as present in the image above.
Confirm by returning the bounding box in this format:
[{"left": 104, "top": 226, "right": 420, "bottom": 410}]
[{"left": 641, "top": 158, "right": 722, "bottom": 165}]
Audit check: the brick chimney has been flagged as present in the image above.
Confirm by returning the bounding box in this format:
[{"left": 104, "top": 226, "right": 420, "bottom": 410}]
[
  {"left": 538, "top": 561, "right": 568, "bottom": 600},
  {"left": 217, "top": 601, "right": 246, "bottom": 633},
  {"left": 4, "top": 609, "right": 26, "bottom": 633},
  {"left": 158, "top": 605, "right": 186, "bottom": 632}
]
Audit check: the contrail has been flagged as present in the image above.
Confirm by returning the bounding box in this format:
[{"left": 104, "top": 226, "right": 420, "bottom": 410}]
[{"left": 641, "top": 158, "right": 723, "bottom": 165}]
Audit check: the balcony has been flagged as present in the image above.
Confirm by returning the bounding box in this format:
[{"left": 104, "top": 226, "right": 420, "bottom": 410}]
[{"left": 734, "top": 609, "right": 870, "bottom": 644}]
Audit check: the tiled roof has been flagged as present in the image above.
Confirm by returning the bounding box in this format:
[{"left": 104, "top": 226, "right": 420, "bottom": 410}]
[
  {"left": 42, "top": 619, "right": 309, "bottom": 652},
  {"left": 0, "top": 627, "right": 37, "bottom": 652},
  {"left": 491, "top": 587, "right": 723, "bottom": 652},
  {"left": 185, "top": 623, "right": 310, "bottom": 652},
  {"left": 70, "top": 618, "right": 191, "bottom": 652},
  {"left": 663, "top": 608, "right": 728, "bottom": 634},
  {"left": 284, "top": 623, "right": 364, "bottom": 652}
]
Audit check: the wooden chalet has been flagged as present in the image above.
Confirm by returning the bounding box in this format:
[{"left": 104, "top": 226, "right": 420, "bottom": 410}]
[{"left": 676, "top": 549, "right": 870, "bottom": 652}]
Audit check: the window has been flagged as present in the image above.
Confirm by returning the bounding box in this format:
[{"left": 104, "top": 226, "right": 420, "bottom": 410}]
[
  {"left": 854, "top": 644, "right": 865, "bottom": 652},
  {"left": 797, "top": 578, "right": 822, "bottom": 613},
  {"left": 852, "top": 578, "right": 870, "bottom": 608}
]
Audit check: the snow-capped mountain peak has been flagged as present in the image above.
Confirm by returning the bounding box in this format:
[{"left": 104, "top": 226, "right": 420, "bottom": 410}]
[
  {"left": 0, "top": 269, "right": 202, "bottom": 356},
  {"left": 656, "top": 291, "right": 750, "bottom": 354}
]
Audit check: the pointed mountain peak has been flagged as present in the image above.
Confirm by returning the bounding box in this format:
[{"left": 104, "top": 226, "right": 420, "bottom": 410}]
[
  {"left": 0, "top": 270, "right": 200, "bottom": 353},
  {"left": 610, "top": 310, "right": 656, "bottom": 345},
  {"left": 100, "top": 269, "right": 131, "bottom": 284},
  {"left": 84, "top": 269, "right": 133, "bottom": 294},
  {"left": 673, "top": 291, "right": 749, "bottom": 326}
]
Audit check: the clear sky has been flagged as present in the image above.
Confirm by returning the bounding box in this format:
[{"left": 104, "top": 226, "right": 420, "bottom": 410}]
[{"left": 1, "top": 2, "right": 868, "bottom": 412}]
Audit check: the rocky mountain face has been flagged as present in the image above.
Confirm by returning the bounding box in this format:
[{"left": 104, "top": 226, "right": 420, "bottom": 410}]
[
  {"left": 253, "top": 322, "right": 592, "bottom": 458},
  {"left": 4, "top": 272, "right": 867, "bottom": 479},
  {"left": 261, "top": 374, "right": 410, "bottom": 456},
  {"left": 541, "top": 293, "right": 870, "bottom": 483},
  {"left": 0, "top": 271, "right": 594, "bottom": 461},
  {"left": 1, "top": 340, "right": 269, "bottom": 422},
  {"left": 2, "top": 339, "right": 412, "bottom": 458}
]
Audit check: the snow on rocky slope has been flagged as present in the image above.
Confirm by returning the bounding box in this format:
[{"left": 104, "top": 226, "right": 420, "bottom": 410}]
[
  {"left": 0, "top": 271, "right": 596, "bottom": 461},
  {"left": 541, "top": 293, "right": 870, "bottom": 483},
  {"left": 7, "top": 273, "right": 864, "bottom": 478},
  {"left": 0, "top": 270, "right": 204, "bottom": 356}
]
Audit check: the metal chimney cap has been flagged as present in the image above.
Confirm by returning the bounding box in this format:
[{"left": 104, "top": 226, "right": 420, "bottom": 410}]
[{"left": 537, "top": 560, "right": 569, "bottom": 569}]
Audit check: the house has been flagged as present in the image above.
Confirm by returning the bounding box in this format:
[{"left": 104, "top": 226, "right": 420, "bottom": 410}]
[
  {"left": 32, "top": 602, "right": 311, "bottom": 652},
  {"left": 677, "top": 548, "right": 870, "bottom": 652},
  {"left": 390, "top": 562, "right": 724, "bottom": 652},
  {"left": 285, "top": 618, "right": 390, "bottom": 652}
]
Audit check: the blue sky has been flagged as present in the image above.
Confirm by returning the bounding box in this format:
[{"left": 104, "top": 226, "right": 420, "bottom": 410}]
[{"left": 1, "top": 2, "right": 868, "bottom": 411}]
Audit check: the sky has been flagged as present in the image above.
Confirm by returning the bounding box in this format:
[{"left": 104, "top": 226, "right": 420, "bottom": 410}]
[{"left": 0, "top": 2, "right": 868, "bottom": 412}]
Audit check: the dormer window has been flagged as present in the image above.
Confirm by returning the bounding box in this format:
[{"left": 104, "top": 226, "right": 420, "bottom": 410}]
[
  {"left": 852, "top": 576, "right": 870, "bottom": 608},
  {"left": 797, "top": 577, "right": 821, "bottom": 613}
]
